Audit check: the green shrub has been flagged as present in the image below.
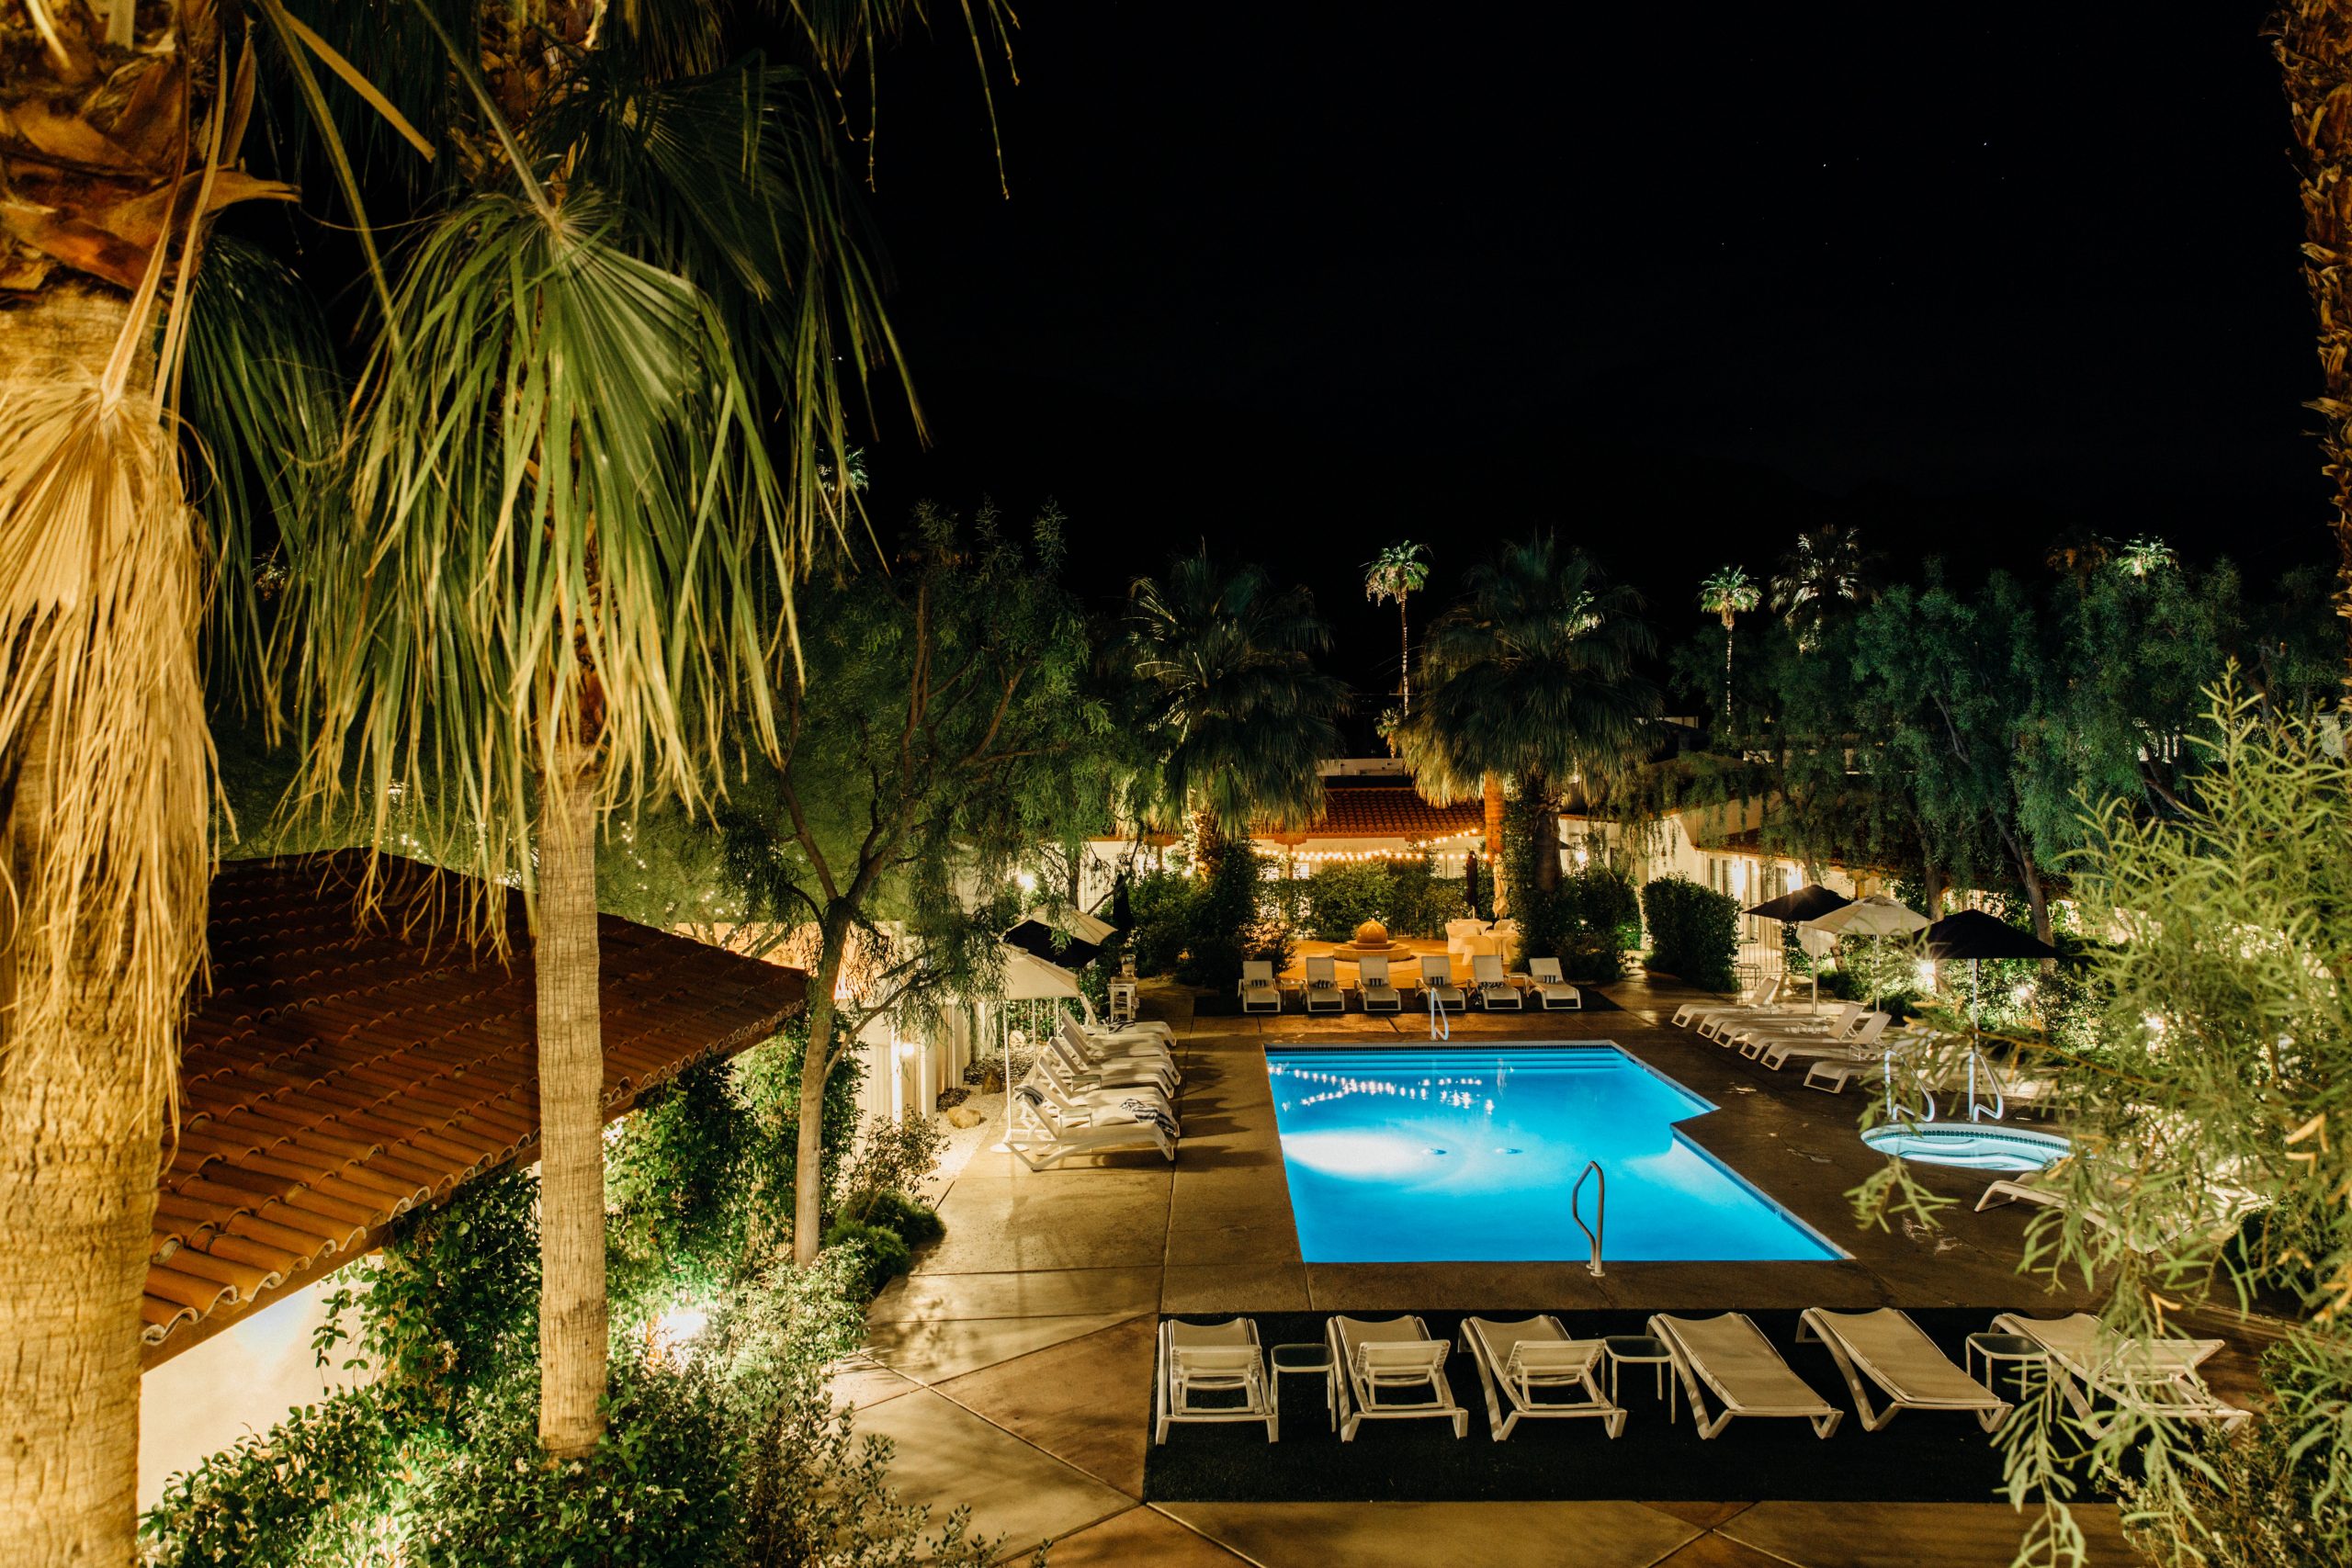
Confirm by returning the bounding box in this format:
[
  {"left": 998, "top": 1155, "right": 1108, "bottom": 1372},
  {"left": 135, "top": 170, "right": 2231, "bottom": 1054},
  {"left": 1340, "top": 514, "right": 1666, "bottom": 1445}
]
[
  {"left": 1126, "top": 868, "right": 1197, "bottom": 976},
  {"left": 1640, "top": 875, "right": 1740, "bottom": 991},
  {"left": 1178, "top": 841, "right": 1263, "bottom": 987},
  {"left": 821, "top": 1220, "right": 915, "bottom": 1295},
  {"left": 1302, "top": 862, "right": 1390, "bottom": 939},
  {"left": 834, "top": 1114, "right": 947, "bottom": 1212},
  {"left": 841, "top": 1190, "right": 945, "bottom": 1249}
]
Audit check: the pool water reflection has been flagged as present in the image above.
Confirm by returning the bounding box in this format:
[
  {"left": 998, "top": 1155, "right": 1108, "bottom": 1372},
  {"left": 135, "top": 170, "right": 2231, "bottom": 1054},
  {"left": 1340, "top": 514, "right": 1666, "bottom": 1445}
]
[{"left": 1266, "top": 1045, "right": 1843, "bottom": 1264}]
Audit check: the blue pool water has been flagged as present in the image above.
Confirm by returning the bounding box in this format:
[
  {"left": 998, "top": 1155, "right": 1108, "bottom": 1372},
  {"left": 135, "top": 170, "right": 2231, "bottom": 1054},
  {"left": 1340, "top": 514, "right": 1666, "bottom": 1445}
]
[{"left": 1266, "top": 1045, "right": 1843, "bottom": 1264}]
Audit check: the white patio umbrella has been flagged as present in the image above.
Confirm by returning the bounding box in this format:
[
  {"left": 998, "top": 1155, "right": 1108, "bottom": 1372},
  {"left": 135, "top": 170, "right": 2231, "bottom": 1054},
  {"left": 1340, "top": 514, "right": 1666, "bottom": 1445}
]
[
  {"left": 999, "top": 946, "right": 1083, "bottom": 1138},
  {"left": 1799, "top": 894, "right": 1929, "bottom": 1009}
]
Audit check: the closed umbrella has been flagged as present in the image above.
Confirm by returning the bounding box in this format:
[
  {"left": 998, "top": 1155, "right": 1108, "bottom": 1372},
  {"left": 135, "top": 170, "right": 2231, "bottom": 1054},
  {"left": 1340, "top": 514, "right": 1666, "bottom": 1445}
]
[
  {"left": 1802, "top": 894, "right": 1929, "bottom": 1009},
  {"left": 1745, "top": 884, "right": 1852, "bottom": 1011}
]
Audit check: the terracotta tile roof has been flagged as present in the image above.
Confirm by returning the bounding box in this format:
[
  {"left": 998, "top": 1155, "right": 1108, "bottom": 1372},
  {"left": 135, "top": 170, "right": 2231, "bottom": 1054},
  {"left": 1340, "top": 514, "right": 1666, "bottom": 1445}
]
[
  {"left": 144, "top": 852, "right": 805, "bottom": 1362},
  {"left": 1268, "top": 784, "right": 1484, "bottom": 841}
]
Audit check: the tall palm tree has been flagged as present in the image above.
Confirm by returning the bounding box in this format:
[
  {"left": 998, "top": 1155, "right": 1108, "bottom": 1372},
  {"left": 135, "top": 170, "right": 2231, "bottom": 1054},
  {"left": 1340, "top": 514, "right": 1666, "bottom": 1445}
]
[
  {"left": 262, "top": 3, "right": 946, "bottom": 1461},
  {"left": 2115, "top": 535, "right": 2178, "bottom": 579},
  {"left": 1364, "top": 539, "right": 1431, "bottom": 714},
  {"left": 1396, "top": 537, "right": 1660, "bottom": 901},
  {"left": 0, "top": 18, "right": 279, "bottom": 1560},
  {"left": 1697, "top": 564, "right": 1760, "bottom": 724},
  {"left": 1124, "top": 551, "right": 1347, "bottom": 867},
  {"left": 1770, "top": 524, "right": 1880, "bottom": 650},
  {"left": 2272, "top": 0, "right": 2352, "bottom": 698}
]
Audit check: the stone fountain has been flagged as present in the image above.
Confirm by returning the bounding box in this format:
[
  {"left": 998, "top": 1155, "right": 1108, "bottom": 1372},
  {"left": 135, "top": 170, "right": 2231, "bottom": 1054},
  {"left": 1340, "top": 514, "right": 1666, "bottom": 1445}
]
[{"left": 1329, "top": 919, "right": 1401, "bottom": 962}]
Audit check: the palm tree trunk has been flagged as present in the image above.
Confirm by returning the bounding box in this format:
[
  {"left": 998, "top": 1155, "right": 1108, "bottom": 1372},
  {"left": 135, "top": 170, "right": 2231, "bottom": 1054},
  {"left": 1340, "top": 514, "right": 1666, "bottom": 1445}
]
[
  {"left": 2272, "top": 0, "right": 2352, "bottom": 698},
  {"left": 1482, "top": 774, "right": 1507, "bottom": 916},
  {"left": 1398, "top": 597, "right": 1411, "bottom": 714},
  {"left": 1723, "top": 620, "right": 1736, "bottom": 723},
  {"left": 535, "top": 745, "right": 607, "bottom": 1458},
  {"left": 1526, "top": 769, "right": 1562, "bottom": 894},
  {"left": 1193, "top": 808, "right": 1227, "bottom": 879},
  {"left": 0, "top": 286, "right": 174, "bottom": 1568},
  {"left": 0, "top": 694, "right": 159, "bottom": 1567}
]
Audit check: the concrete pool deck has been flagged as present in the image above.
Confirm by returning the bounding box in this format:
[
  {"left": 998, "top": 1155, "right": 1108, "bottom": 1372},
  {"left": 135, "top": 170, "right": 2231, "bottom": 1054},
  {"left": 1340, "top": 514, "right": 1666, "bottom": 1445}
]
[{"left": 845, "top": 978, "right": 2214, "bottom": 1565}]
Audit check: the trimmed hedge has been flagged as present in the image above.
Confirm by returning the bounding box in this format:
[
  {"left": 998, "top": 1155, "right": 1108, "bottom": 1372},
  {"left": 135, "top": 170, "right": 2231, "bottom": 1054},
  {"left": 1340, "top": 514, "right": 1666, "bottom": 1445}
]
[{"left": 1640, "top": 875, "right": 1740, "bottom": 992}]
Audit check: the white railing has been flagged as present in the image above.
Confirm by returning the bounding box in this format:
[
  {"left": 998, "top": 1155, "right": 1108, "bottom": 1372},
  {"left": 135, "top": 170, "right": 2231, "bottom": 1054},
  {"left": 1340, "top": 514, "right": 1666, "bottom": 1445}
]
[
  {"left": 1426, "top": 983, "right": 1450, "bottom": 1041},
  {"left": 1571, "top": 1160, "right": 1606, "bottom": 1278}
]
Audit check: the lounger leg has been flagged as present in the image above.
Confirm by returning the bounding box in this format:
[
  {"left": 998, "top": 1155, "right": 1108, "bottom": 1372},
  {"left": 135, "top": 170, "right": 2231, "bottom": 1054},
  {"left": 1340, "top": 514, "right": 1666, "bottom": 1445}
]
[{"left": 1811, "top": 1409, "right": 1844, "bottom": 1438}]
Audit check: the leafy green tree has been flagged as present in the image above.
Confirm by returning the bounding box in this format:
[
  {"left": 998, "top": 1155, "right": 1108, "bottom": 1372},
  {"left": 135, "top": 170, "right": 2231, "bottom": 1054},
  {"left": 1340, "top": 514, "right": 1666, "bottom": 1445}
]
[
  {"left": 1123, "top": 550, "right": 1346, "bottom": 868},
  {"left": 1856, "top": 682, "right": 2352, "bottom": 1567},
  {"left": 1396, "top": 536, "right": 1659, "bottom": 908},
  {"left": 718, "top": 504, "right": 1114, "bottom": 1263},
  {"left": 1364, "top": 539, "right": 1432, "bottom": 713}
]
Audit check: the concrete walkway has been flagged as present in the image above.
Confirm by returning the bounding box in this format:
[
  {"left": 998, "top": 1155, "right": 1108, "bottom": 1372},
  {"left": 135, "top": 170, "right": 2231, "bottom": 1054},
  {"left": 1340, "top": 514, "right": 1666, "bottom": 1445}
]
[{"left": 846, "top": 979, "right": 2158, "bottom": 1566}]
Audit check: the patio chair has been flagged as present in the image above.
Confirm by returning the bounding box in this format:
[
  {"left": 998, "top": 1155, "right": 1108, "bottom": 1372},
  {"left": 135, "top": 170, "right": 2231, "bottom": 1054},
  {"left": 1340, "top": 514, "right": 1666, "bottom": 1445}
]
[
  {"left": 1803, "top": 1055, "right": 1882, "bottom": 1094},
  {"left": 1647, "top": 1312, "right": 1843, "bottom": 1438},
  {"left": 1008, "top": 1086, "right": 1179, "bottom": 1169},
  {"left": 1022, "top": 1058, "right": 1180, "bottom": 1134},
  {"left": 1074, "top": 997, "right": 1176, "bottom": 1045},
  {"left": 1988, "top": 1313, "right": 2249, "bottom": 1434},
  {"left": 1702, "top": 999, "right": 1860, "bottom": 1045},
  {"left": 1304, "top": 955, "right": 1348, "bottom": 1014},
  {"left": 1238, "top": 959, "right": 1284, "bottom": 1014},
  {"left": 1418, "top": 955, "right": 1467, "bottom": 1014},
  {"left": 1155, "top": 1317, "right": 1276, "bottom": 1443},
  {"left": 1526, "top": 957, "right": 1582, "bottom": 1010},
  {"left": 1458, "top": 1315, "right": 1623, "bottom": 1440},
  {"left": 1057, "top": 1013, "right": 1180, "bottom": 1081},
  {"left": 1756, "top": 1012, "right": 1892, "bottom": 1068},
  {"left": 1796, "top": 1308, "right": 2009, "bottom": 1432},
  {"left": 1328, "top": 1314, "right": 1468, "bottom": 1440},
  {"left": 1673, "top": 972, "right": 1786, "bottom": 1029},
  {"left": 1044, "top": 1030, "right": 1179, "bottom": 1099},
  {"left": 1472, "top": 953, "right": 1522, "bottom": 1010},
  {"left": 1727, "top": 1005, "right": 1875, "bottom": 1057},
  {"left": 1357, "top": 954, "right": 1404, "bottom": 1013}
]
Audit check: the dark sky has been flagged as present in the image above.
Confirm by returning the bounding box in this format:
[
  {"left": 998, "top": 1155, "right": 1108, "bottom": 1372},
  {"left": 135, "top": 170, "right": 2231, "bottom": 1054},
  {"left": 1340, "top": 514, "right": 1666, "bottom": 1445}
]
[{"left": 853, "top": 4, "right": 2329, "bottom": 695}]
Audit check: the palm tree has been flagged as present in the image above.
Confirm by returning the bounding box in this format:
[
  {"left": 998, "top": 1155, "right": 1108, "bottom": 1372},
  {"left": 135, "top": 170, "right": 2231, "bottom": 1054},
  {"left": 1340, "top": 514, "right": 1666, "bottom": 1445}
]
[
  {"left": 2273, "top": 0, "right": 2352, "bottom": 697},
  {"left": 2115, "top": 535, "right": 2178, "bottom": 579},
  {"left": 1697, "top": 564, "right": 1760, "bottom": 724},
  {"left": 0, "top": 18, "right": 274, "bottom": 1558},
  {"left": 1364, "top": 540, "right": 1432, "bottom": 714},
  {"left": 1125, "top": 552, "right": 1347, "bottom": 868},
  {"left": 261, "top": 6, "right": 946, "bottom": 1461},
  {"left": 1770, "top": 524, "right": 1880, "bottom": 650},
  {"left": 1396, "top": 537, "right": 1660, "bottom": 904}
]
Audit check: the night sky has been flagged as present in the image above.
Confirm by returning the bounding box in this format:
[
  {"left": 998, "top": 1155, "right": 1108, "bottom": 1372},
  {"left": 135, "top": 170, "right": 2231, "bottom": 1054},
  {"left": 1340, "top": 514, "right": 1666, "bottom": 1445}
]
[{"left": 852, "top": 4, "right": 2328, "bottom": 698}]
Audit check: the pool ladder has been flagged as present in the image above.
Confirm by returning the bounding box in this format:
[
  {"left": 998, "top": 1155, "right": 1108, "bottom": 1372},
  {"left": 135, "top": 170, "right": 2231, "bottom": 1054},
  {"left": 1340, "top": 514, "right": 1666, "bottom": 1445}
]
[
  {"left": 1426, "top": 983, "right": 1450, "bottom": 1041},
  {"left": 1571, "top": 1159, "right": 1606, "bottom": 1278}
]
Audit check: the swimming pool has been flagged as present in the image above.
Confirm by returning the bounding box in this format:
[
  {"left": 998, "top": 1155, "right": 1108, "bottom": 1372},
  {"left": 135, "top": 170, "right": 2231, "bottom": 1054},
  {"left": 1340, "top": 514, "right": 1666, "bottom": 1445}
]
[{"left": 1266, "top": 1045, "right": 1844, "bottom": 1264}]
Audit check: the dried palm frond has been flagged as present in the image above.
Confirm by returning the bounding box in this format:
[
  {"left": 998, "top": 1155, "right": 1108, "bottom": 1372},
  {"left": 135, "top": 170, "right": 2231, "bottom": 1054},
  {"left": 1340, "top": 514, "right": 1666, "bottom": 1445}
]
[{"left": 0, "top": 348, "right": 211, "bottom": 1132}]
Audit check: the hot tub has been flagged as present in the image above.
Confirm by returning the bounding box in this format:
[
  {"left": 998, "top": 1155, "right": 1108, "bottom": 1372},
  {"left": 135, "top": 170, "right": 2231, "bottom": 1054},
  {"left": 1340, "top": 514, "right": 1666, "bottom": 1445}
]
[{"left": 1860, "top": 1122, "right": 2071, "bottom": 1173}]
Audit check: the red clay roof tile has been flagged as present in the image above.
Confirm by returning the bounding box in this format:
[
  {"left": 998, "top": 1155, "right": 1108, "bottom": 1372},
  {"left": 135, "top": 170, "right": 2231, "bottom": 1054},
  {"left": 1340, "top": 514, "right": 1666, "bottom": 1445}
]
[{"left": 145, "top": 852, "right": 806, "bottom": 1362}]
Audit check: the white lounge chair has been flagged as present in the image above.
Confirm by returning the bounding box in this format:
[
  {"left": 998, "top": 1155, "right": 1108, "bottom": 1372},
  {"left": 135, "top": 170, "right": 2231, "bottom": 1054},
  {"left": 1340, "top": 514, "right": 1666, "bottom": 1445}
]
[
  {"left": 1673, "top": 973, "right": 1788, "bottom": 1029},
  {"left": 1328, "top": 1314, "right": 1468, "bottom": 1440},
  {"left": 1047, "top": 1024, "right": 1178, "bottom": 1097},
  {"left": 1238, "top": 960, "right": 1283, "bottom": 1014},
  {"left": 1155, "top": 1317, "right": 1275, "bottom": 1443},
  {"left": 1526, "top": 958, "right": 1582, "bottom": 1010},
  {"left": 1074, "top": 998, "right": 1174, "bottom": 1044},
  {"left": 1704, "top": 999, "right": 1860, "bottom": 1045},
  {"left": 1472, "top": 953, "right": 1521, "bottom": 1010},
  {"left": 1418, "top": 955, "right": 1466, "bottom": 1014},
  {"left": 1757, "top": 1012, "right": 1892, "bottom": 1068},
  {"left": 1035, "top": 1040, "right": 1179, "bottom": 1105},
  {"left": 1648, "top": 1312, "right": 1843, "bottom": 1438},
  {"left": 1357, "top": 954, "right": 1403, "bottom": 1013},
  {"left": 1796, "top": 1308, "right": 2009, "bottom": 1432},
  {"left": 1019, "top": 1060, "right": 1179, "bottom": 1134},
  {"left": 1009, "top": 1086, "right": 1178, "bottom": 1169},
  {"left": 1304, "top": 955, "right": 1347, "bottom": 1014},
  {"left": 1057, "top": 1014, "right": 1179, "bottom": 1079},
  {"left": 1988, "top": 1313, "right": 2249, "bottom": 1434},
  {"left": 1730, "top": 1006, "right": 1879, "bottom": 1059},
  {"left": 1458, "top": 1315, "right": 1623, "bottom": 1440},
  {"left": 1804, "top": 1055, "right": 1881, "bottom": 1094}
]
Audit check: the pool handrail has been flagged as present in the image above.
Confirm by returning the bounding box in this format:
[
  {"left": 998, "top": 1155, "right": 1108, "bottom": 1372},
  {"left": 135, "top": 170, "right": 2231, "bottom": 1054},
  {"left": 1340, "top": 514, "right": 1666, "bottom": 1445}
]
[{"left": 1571, "top": 1158, "right": 1606, "bottom": 1278}]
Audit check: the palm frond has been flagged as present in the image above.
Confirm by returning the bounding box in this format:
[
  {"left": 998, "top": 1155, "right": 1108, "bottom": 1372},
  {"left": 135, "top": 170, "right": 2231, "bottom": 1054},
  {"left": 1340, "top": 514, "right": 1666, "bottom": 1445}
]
[
  {"left": 182, "top": 236, "right": 342, "bottom": 705},
  {"left": 0, "top": 352, "right": 211, "bottom": 1133},
  {"left": 277, "top": 192, "right": 786, "bottom": 937}
]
